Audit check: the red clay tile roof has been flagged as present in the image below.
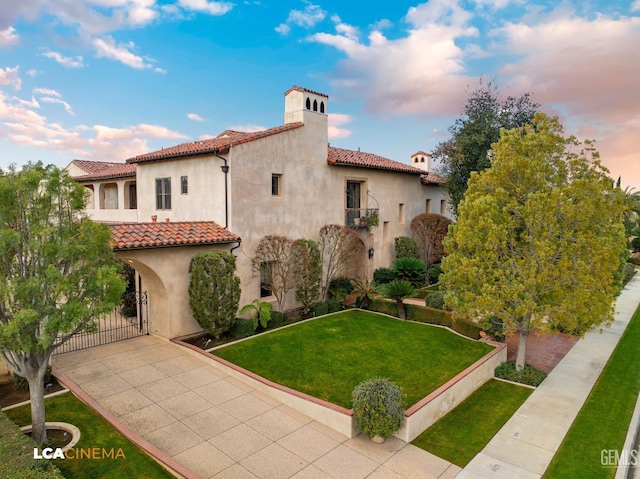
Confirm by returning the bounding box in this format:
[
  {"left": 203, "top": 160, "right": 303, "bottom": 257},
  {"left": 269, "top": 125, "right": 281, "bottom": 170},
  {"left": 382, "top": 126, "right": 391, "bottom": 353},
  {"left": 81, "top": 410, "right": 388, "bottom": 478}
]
[
  {"left": 109, "top": 221, "right": 239, "bottom": 250},
  {"left": 327, "top": 146, "right": 425, "bottom": 175},
  {"left": 421, "top": 172, "right": 446, "bottom": 185},
  {"left": 412, "top": 151, "right": 430, "bottom": 157},
  {"left": 284, "top": 85, "right": 328, "bottom": 98},
  {"left": 69, "top": 160, "right": 136, "bottom": 181},
  {"left": 127, "top": 123, "right": 304, "bottom": 164}
]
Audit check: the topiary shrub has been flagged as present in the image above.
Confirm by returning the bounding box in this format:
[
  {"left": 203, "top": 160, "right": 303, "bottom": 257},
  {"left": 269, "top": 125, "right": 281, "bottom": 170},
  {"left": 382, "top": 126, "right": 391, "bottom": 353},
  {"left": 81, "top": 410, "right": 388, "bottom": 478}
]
[
  {"left": 231, "top": 319, "right": 255, "bottom": 339},
  {"left": 373, "top": 267, "right": 396, "bottom": 285},
  {"left": 405, "top": 304, "right": 452, "bottom": 327},
  {"left": 14, "top": 366, "right": 52, "bottom": 391},
  {"left": 424, "top": 291, "right": 445, "bottom": 310},
  {"left": 624, "top": 263, "right": 636, "bottom": 286},
  {"left": 368, "top": 299, "right": 399, "bottom": 317},
  {"left": 452, "top": 317, "right": 483, "bottom": 339},
  {"left": 352, "top": 378, "right": 405, "bottom": 441},
  {"left": 495, "top": 361, "right": 547, "bottom": 387},
  {"left": 394, "top": 236, "right": 420, "bottom": 259}
]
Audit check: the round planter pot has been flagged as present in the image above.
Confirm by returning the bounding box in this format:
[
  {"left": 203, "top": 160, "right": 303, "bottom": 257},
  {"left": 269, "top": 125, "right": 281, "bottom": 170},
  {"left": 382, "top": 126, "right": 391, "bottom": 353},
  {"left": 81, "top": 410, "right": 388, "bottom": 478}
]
[{"left": 370, "top": 435, "right": 385, "bottom": 444}]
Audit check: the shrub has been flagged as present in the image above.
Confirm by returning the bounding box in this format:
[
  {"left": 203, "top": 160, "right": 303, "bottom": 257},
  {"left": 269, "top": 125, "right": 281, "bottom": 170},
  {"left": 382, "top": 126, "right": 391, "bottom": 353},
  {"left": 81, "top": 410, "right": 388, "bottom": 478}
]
[
  {"left": 311, "top": 302, "right": 329, "bottom": 316},
  {"left": 495, "top": 361, "right": 547, "bottom": 387},
  {"left": 452, "top": 318, "right": 483, "bottom": 340},
  {"left": 482, "top": 316, "right": 505, "bottom": 342},
  {"left": 429, "top": 262, "right": 444, "bottom": 284},
  {"left": 352, "top": 378, "right": 405, "bottom": 440},
  {"left": 624, "top": 263, "right": 636, "bottom": 285},
  {"left": 231, "top": 319, "right": 255, "bottom": 339},
  {"left": 266, "top": 311, "right": 285, "bottom": 330},
  {"left": 326, "top": 299, "right": 341, "bottom": 313},
  {"left": 424, "top": 291, "right": 445, "bottom": 310},
  {"left": 405, "top": 304, "right": 452, "bottom": 327},
  {"left": 14, "top": 366, "right": 52, "bottom": 391},
  {"left": 373, "top": 267, "right": 396, "bottom": 285},
  {"left": 368, "top": 299, "right": 399, "bottom": 317},
  {"left": 392, "top": 257, "right": 427, "bottom": 287},
  {"left": 632, "top": 236, "right": 640, "bottom": 252},
  {"left": 394, "top": 236, "right": 420, "bottom": 259},
  {"left": 328, "top": 276, "right": 354, "bottom": 301}
]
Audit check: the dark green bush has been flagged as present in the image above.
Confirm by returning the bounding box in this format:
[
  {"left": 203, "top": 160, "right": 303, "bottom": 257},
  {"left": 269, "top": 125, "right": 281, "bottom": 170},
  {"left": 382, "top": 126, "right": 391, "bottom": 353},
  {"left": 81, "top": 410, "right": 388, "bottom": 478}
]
[
  {"left": 328, "top": 276, "right": 354, "bottom": 300},
  {"left": 368, "top": 299, "right": 399, "bottom": 317},
  {"left": 266, "top": 311, "right": 285, "bottom": 330},
  {"left": 405, "top": 304, "right": 452, "bottom": 327},
  {"left": 231, "top": 318, "right": 255, "bottom": 339},
  {"left": 14, "top": 366, "right": 52, "bottom": 391},
  {"left": 373, "top": 267, "right": 396, "bottom": 285},
  {"left": 352, "top": 378, "right": 405, "bottom": 439},
  {"left": 392, "top": 257, "right": 427, "bottom": 287},
  {"left": 632, "top": 236, "right": 640, "bottom": 252},
  {"left": 326, "top": 299, "right": 341, "bottom": 313},
  {"left": 394, "top": 236, "right": 420, "bottom": 259},
  {"left": 428, "top": 262, "right": 444, "bottom": 284},
  {"left": 495, "top": 361, "right": 547, "bottom": 387},
  {"left": 452, "top": 318, "right": 483, "bottom": 340},
  {"left": 424, "top": 291, "right": 445, "bottom": 310},
  {"left": 482, "top": 316, "right": 505, "bottom": 342},
  {"left": 311, "top": 302, "right": 329, "bottom": 316}
]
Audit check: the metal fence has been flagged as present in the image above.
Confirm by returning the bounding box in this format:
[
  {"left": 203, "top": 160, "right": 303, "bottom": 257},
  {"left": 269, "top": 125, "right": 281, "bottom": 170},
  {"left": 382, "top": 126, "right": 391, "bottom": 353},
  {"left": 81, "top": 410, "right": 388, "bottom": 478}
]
[{"left": 53, "top": 291, "right": 149, "bottom": 355}]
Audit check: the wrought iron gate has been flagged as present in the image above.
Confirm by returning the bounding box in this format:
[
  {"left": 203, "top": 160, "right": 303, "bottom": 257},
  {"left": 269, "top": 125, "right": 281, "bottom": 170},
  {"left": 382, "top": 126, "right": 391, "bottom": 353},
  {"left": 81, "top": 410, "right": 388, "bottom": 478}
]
[{"left": 54, "top": 291, "right": 149, "bottom": 355}]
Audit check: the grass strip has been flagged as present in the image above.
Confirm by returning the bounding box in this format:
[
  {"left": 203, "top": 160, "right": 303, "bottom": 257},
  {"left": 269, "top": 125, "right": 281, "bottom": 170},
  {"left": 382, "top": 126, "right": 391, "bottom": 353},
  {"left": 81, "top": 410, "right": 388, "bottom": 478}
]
[
  {"left": 213, "top": 310, "right": 493, "bottom": 408},
  {"left": 411, "top": 379, "right": 532, "bottom": 467},
  {"left": 545, "top": 304, "right": 640, "bottom": 479},
  {"left": 4, "top": 392, "right": 174, "bottom": 479}
]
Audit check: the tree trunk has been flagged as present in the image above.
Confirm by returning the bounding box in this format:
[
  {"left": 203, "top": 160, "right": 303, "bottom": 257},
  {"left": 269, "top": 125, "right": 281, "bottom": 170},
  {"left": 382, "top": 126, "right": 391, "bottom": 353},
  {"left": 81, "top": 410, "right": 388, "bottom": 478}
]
[
  {"left": 397, "top": 299, "right": 406, "bottom": 319},
  {"left": 515, "top": 315, "right": 531, "bottom": 371},
  {"left": 28, "top": 368, "right": 48, "bottom": 445}
]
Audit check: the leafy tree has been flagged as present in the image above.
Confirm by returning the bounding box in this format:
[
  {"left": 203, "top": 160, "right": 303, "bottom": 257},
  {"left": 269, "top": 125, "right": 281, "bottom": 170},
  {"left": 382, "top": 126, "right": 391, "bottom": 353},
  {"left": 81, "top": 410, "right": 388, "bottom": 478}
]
[
  {"left": 379, "top": 280, "right": 416, "bottom": 319},
  {"left": 239, "top": 299, "right": 273, "bottom": 330},
  {"left": 391, "top": 257, "right": 427, "bottom": 287},
  {"left": 293, "top": 239, "right": 321, "bottom": 311},
  {"left": 441, "top": 114, "right": 627, "bottom": 371},
  {"left": 318, "top": 225, "right": 362, "bottom": 301},
  {"left": 250, "top": 235, "right": 297, "bottom": 312},
  {"left": 410, "top": 213, "right": 453, "bottom": 283},
  {"left": 189, "top": 251, "right": 241, "bottom": 339},
  {"left": 394, "top": 236, "right": 420, "bottom": 259},
  {"left": 433, "top": 80, "right": 540, "bottom": 214},
  {"left": 0, "top": 163, "right": 126, "bottom": 444}
]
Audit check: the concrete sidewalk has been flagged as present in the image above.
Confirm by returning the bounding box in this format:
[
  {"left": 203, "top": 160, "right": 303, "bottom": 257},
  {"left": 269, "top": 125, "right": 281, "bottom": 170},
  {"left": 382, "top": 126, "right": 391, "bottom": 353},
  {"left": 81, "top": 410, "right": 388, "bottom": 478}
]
[
  {"left": 52, "top": 334, "right": 460, "bottom": 479},
  {"left": 457, "top": 274, "right": 640, "bottom": 479}
]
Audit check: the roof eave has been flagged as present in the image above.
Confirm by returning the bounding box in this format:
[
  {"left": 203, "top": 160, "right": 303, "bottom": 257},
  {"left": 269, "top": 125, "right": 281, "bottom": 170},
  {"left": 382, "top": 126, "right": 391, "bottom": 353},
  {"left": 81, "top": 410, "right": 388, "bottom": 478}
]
[
  {"left": 328, "top": 160, "right": 423, "bottom": 175},
  {"left": 112, "top": 238, "right": 239, "bottom": 252}
]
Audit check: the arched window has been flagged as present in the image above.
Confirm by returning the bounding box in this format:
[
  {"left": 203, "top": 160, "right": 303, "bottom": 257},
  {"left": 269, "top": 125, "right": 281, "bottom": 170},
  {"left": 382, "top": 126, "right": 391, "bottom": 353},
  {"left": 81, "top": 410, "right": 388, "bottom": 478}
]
[
  {"left": 313, "top": 99, "right": 318, "bottom": 111},
  {"left": 306, "top": 98, "right": 311, "bottom": 110},
  {"left": 420, "top": 157, "right": 425, "bottom": 163},
  {"left": 320, "top": 101, "right": 325, "bottom": 113}
]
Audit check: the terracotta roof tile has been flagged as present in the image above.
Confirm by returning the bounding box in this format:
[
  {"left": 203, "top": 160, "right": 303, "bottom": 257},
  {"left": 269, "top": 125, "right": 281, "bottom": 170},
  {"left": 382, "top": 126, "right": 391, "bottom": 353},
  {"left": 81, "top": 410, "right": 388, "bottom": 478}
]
[
  {"left": 109, "top": 221, "right": 239, "bottom": 250},
  {"left": 327, "top": 146, "right": 424, "bottom": 175},
  {"left": 127, "top": 123, "right": 304, "bottom": 163},
  {"left": 71, "top": 161, "right": 136, "bottom": 181},
  {"left": 421, "top": 172, "right": 446, "bottom": 185},
  {"left": 284, "top": 85, "right": 328, "bottom": 98}
]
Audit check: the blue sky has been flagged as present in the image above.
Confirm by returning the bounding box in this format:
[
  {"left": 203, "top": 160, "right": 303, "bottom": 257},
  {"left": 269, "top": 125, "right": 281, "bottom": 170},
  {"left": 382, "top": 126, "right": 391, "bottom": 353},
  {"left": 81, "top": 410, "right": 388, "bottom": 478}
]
[{"left": 1, "top": 0, "right": 639, "bottom": 187}]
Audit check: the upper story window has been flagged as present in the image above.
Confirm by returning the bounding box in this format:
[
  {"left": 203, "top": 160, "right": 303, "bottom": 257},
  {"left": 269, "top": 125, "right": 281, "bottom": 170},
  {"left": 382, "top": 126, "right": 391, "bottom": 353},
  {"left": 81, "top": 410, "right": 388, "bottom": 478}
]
[
  {"left": 155, "top": 177, "right": 171, "bottom": 210},
  {"left": 346, "top": 181, "right": 362, "bottom": 209},
  {"left": 399, "top": 203, "right": 405, "bottom": 224},
  {"left": 272, "top": 174, "right": 282, "bottom": 197},
  {"left": 181, "top": 176, "right": 188, "bottom": 195}
]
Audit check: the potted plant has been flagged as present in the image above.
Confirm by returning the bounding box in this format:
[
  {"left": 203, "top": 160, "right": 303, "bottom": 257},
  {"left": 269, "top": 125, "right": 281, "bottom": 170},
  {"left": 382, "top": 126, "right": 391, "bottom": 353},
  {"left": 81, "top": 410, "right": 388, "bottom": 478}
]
[
  {"left": 360, "top": 212, "right": 379, "bottom": 228},
  {"left": 352, "top": 378, "right": 405, "bottom": 443}
]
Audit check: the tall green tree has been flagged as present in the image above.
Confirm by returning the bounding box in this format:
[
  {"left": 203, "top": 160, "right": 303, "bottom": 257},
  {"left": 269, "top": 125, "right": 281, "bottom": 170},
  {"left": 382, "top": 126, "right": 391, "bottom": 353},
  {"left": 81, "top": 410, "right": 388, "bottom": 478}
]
[
  {"left": 441, "top": 114, "right": 627, "bottom": 371},
  {"left": 433, "top": 81, "right": 540, "bottom": 214},
  {"left": 293, "top": 239, "right": 321, "bottom": 311},
  {"left": 188, "top": 251, "right": 241, "bottom": 339},
  {"left": 0, "top": 163, "right": 126, "bottom": 444}
]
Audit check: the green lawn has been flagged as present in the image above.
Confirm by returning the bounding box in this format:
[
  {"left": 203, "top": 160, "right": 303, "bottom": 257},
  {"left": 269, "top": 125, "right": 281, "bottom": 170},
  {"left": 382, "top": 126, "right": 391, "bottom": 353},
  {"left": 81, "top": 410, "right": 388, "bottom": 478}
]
[
  {"left": 212, "top": 310, "right": 493, "bottom": 408},
  {"left": 411, "top": 379, "right": 533, "bottom": 467},
  {"left": 4, "top": 393, "right": 174, "bottom": 479},
  {"left": 545, "top": 304, "right": 640, "bottom": 479}
]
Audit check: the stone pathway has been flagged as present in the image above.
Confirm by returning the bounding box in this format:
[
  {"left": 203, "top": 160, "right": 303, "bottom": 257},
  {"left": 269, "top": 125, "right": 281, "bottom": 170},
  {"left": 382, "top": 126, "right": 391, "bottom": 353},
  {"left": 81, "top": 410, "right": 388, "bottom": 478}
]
[
  {"left": 457, "top": 274, "right": 640, "bottom": 478},
  {"left": 52, "top": 335, "right": 460, "bottom": 479}
]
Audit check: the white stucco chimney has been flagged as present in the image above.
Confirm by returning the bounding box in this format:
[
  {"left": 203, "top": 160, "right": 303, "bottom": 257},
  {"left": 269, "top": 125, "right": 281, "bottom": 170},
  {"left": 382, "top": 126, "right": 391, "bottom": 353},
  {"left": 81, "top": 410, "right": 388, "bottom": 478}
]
[
  {"left": 284, "top": 86, "right": 328, "bottom": 125},
  {"left": 411, "top": 151, "right": 432, "bottom": 172}
]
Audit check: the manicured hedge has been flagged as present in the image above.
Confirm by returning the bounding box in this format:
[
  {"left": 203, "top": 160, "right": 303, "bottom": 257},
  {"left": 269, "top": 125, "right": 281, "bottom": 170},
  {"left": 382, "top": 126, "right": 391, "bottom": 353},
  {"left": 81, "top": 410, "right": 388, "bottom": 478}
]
[
  {"left": 405, "top": 303, "right": 452, "bottom": 327},
  {"left": 0, "top": 410, "right": 65, "bottom": 479},
  {"left": 368, "top": 299, "right": 399, "bottom": 317}
]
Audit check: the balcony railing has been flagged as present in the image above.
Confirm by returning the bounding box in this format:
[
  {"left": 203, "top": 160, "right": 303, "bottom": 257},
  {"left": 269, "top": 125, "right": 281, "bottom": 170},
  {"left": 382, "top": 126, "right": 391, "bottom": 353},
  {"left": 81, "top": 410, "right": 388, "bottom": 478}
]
[{"left": 345, "top": 208, "right": 379, "bottom": 228}]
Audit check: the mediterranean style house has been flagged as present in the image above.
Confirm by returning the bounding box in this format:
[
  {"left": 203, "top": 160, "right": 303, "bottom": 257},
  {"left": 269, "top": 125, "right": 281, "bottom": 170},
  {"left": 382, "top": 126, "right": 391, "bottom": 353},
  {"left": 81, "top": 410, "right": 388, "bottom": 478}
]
[{"left": 67, "top": 86, "right": 451, "bottom": 339}]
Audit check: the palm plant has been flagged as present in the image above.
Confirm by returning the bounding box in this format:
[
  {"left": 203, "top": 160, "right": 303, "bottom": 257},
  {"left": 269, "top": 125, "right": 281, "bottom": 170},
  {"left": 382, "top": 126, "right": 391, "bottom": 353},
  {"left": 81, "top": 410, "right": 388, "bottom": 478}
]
[
  {"left": 379, "top": 279, "right": 416, "bottom": 319},
  {"left": 351, "top": 277, "right": 378, "bottom": 309},
  {"left": 239, "top": 299, "right": 273, "bottom": 330},
  {"left": 392, "top": 257, "right": 427, "bottom": 287}
]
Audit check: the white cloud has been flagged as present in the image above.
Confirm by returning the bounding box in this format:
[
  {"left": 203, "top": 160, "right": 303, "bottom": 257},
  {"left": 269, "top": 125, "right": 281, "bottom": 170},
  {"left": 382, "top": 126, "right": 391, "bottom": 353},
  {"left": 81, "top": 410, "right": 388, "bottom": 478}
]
[
  {"left": 631, "top": 0, "right": 640, "bottom": 11},
  {"left": 177, "top": 0, "right": 234, "bottom": 16},
  {"left": 0, "top": 66, "right": 21, "bottom": 91},
  {"left": 26, "top": 69, "right": 37, "bottom": 77},
  {"left": 33, "top": 88, "right": 61, "bottom": 97},
  {"left": 42, "top": 51, "right": 86, "bottom": 68},
  {"left": 40, "top": 97, "right": 75, "bottom": 115},
  {"left": 227, "top": 124, "right": 267, "bottom": 132},
  {"left": 328, "top": 113, "right": 352, "bottom": 139},
  {"left": 187, "top": 113, "right": 205, "bottom": 121},
  {"left": 0, "top": 26, "right": 19, "bottom": 46},
  {"left": 93, "top": 36, "right": 153, "bottom": 69},
  {"left": 276, "top": 1, "right": 326, "bottom": 34}
]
